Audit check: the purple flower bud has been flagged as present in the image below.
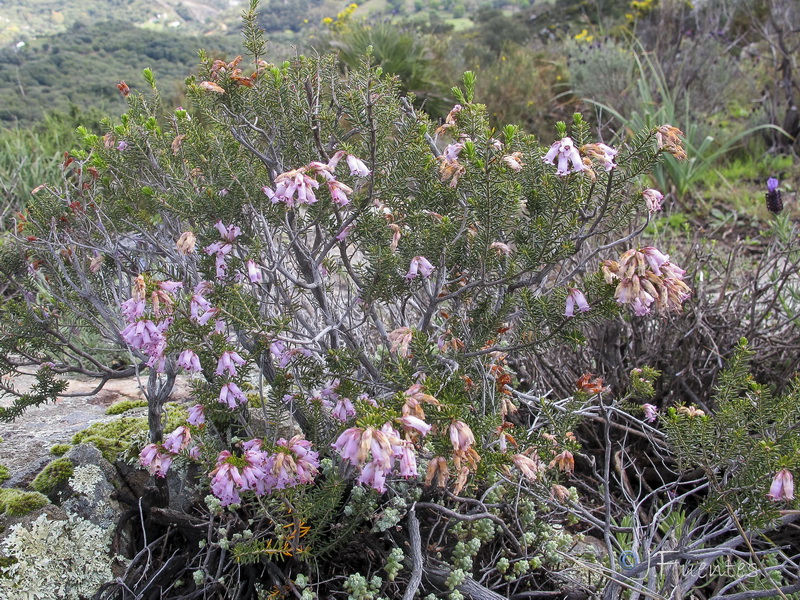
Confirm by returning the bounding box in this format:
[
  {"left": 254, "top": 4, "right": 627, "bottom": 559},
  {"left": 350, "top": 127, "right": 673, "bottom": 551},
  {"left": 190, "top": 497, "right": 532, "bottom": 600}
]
[{"left": 766, "top": 178, "right": 783, "bottom": 214}]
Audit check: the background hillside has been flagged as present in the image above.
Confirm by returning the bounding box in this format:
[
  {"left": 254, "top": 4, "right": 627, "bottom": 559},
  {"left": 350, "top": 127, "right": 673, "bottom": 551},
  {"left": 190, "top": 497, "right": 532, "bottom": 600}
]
[
  {"left": 0, "top": 0, "right": 538, "bottom": 124},
  {"left": 0, "top": 0, "right": 796, "bottom": 220},
  {"left": 0, "top": 0, "right": 244, "bottom": 44}
]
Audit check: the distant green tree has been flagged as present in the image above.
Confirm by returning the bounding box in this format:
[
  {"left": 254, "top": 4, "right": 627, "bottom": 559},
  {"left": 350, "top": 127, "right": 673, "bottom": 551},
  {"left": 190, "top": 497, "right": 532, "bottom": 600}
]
[
  {"left": 469, "top": 8, "right": 532, "bottom": 57},
  {"left": 326, "top": 22, "right": 448, "bottom": 115}
]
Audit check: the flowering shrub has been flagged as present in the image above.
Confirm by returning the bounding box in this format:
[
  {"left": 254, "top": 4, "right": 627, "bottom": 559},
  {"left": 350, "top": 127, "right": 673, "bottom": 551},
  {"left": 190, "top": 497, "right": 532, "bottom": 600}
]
[
  {"left": 0, "top": 38, "right": 686, "bottom": 591},
  {"left": 7, "top": 14, "right": 793, "bottom": 599}
]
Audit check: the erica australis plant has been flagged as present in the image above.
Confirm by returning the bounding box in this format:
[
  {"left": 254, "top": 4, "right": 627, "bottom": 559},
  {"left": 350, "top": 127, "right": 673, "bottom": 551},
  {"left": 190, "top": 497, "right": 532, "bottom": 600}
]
[{"left": 16, "top": 13, "right": 785, "bottom": 599}]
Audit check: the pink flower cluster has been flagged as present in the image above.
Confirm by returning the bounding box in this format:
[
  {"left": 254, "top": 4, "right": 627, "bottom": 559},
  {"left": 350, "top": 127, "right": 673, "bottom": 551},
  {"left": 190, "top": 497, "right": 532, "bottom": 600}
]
[
  {"left": 602, "top": 247, "right": 691, "bottom": 315},
  {"left": 405, "top": 256, "right": 434, "bottom": 280},
  {"left": 139, "top": 424, "right": 196, "bottom": 477},
  {"left": 139, "top": 443, "right": 174, "bottom": 477},
  {"left": 642, "top": 189, "right": 664, "bottom": 213},
  {"left": 189, "top": 281, "right": 218, "bottom": 324},
  {"left": 543, "top": 137, "right": 584, "bottom": 176},
  {"left": 204, "top": 221, "right": 241, "bottom": 280},
  {"left": 216, "top": 350, "right": 246, "bottom": 376},
  {"left": 544, "top": 138, "right": 620, "bottom": 177},
  {"left": 262, "top": 152, "right": 369, "bottom": 208},
  {"left": 642, "top": 403, "right": 658, "bottom": 423},
  {"left": 564, "top": 288, "right": 590, "bottom": 317},
  {"left": 209, "top": 437, "right": 319, "bottom": 506},
  {"left": 437, "top": 141, "right": 467, "bottom": 188},
  {"left": 265, "top": 436, "right": 320, "bottom": 490},
  {"left": 315, "top": 379, "right": 357, "bottom": 421},
  {"left": 581, "top": 143, "right": 617, "bottom": 172},
  {"left": 332, "top": 422, "right": 426, "bottom": 493},
  {"left": 177, "top": 342, "right": 249, "bottom": 409},
  {"left": 270, "top": 340, "right": 313, "bottom": 368},
  {"left": 448, "top": 420, "right": 480, "bottom": 494},
  {"left": 219, "top": 382, "right": 247, "bottom": 408},
  {"left": 177, "top": 349, "right": 202, "bottom": 373},
  {"left": 119, "top": 277, "right": 183, "bottom": 372},
  {"left": 768, "top": 468, "right": 794, "bottom": 502},
  {"left": 210, "top": 445, "right": 269, "bottom": 505}
]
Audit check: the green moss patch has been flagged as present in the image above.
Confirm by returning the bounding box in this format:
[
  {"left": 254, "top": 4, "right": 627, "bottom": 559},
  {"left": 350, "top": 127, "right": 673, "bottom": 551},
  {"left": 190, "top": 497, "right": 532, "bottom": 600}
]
[
  {"left": 72, "top": 416, "right": 147, "bottom": 462},
  {"left": 105, "top": 399, "right": 148, "bottom": 415},
  {"left": 0, "top": 489, "right": 49, "bottom": 516},
  {"left": 49, "top": 444, "right": 71, "bottom": 456},
  {"left": 72, "top": 403, "right": 188, "bottom": 462},
  {"left": 30, "top": 458, "right": 74, "bottom": 495},
  {"left": 0, "top": 465, "right": 9, "bottom": 484}
]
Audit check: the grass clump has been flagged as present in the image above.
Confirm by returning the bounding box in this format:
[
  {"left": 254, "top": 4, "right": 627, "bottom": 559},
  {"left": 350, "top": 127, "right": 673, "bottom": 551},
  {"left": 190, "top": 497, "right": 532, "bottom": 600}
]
[
  {"left": 0, "top": 489, "right": 49, "bottom": 516},
  {"left": 30, "top": 458, "right": 75, "bottom": 496},
  {"left": 105, "top": 399, "right": 148, "bottom": 415}
]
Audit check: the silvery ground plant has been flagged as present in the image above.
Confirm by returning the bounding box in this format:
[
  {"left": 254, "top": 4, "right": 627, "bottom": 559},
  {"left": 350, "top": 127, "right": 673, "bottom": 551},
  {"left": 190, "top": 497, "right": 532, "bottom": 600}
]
[{"left": 3, "top": 5, "right": 794, "bottom": 599}]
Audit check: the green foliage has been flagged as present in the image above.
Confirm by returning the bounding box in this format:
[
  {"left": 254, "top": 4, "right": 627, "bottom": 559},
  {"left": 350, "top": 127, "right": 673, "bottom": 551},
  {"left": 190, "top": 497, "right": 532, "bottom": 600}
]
[
  {"left": 471, "top": 44, "right": 569, "bottom": 134},
  {"left": 0, "top": 109, "right": 95, "bottom": 226},
  {"left": 0, "top": 360, "right": 68, "bottom": 424},
  {"left": 30, "top": 457, "right": 75, "bottom": 495},
  {"left": 627, "top": 365, "right": 660, "bottom": 400},
  {"left": 0, "top": 489, "right": 49, "bottom": 516},
  {"left": 2, "top": 6, "right": 779, "bottom": 595},
  {"left": 106, "top": 399, "right": 148, "bottom": 415},
  {"left": 664, "top": 339, "right": 800, "bottom": 527},
  {"left": 0, "top": 0, "right": 245, "bottom": 45},
  {"left": 583, "top": 46, "right": 784, "bottom": 204},
  {"left": 256, "top": 0, "right": 324, "bottom": 32}
]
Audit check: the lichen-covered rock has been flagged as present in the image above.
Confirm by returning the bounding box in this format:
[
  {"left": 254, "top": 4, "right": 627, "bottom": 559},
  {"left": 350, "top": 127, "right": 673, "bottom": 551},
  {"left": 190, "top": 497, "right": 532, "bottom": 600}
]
[
  {"left": 61, "top": 444, "right": 123, "bottom": 531},
  {"left": 0, "top": 511, "right": 119, "bottom": 600},
  {"left": 0, "top": 445, "right": 129, "bottom": 598}
]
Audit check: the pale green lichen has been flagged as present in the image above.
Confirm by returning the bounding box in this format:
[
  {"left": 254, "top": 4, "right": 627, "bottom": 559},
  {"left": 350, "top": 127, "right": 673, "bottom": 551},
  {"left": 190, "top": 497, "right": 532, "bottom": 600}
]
[
  {"left": 0, "top": 489, "right": 49, "bottom": 516},
  {"left": 0, "top": 512, "right": 116, "bottom": 600},
  {"left": 105, "top": 398, "right": 148, "bottom": 415},
  {"left": 30, "top": 457, "right": 75, "bottom": 495},
  {"left": 68, "top": 464, "right": 105, "bottom": 497}
]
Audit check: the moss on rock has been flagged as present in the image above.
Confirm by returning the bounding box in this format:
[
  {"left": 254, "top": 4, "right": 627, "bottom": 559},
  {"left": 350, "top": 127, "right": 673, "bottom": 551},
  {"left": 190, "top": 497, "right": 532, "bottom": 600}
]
[
  {"left": 105, "top": 398, "right": 148, "bottom": 415},
  {"left": 0, "top": 464, "right": 9, "bottom": 484},
  {"left": 30, "top": 458, "right": 75, "bottom": 496},
  {"left": 0, "top": 489, "right": 49, "bottom": 516},
  {"left": 71, "top": 403, "right": 188, "bottom": 462},
  {"left": 49, "top": 444, "right": 71, "bottom": 456},
  {"left": 71, "top": 416, "right": 147, "bottom": 462}
]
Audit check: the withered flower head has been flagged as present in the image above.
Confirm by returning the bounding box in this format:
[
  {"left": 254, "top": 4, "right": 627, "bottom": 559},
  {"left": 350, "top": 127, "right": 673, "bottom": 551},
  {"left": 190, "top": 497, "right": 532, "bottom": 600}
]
[{"left": 176, "top": 231, "right": 196, "bottom": 255}]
